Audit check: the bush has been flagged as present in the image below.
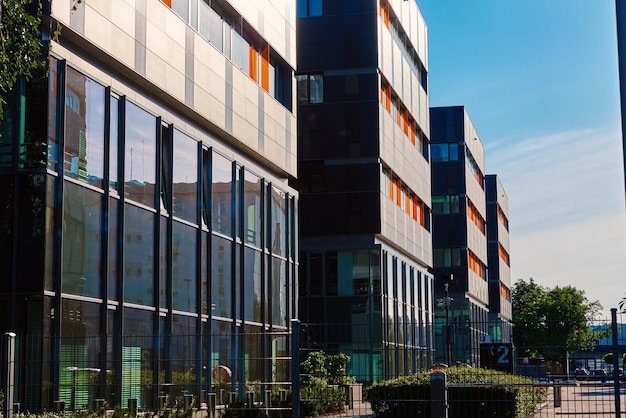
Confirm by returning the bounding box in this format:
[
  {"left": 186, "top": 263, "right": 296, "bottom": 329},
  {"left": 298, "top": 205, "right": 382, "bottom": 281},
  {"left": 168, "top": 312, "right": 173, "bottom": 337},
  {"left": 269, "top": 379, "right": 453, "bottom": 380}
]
[{"left": 366, "top": 366, "right": 547, "bottom": 418}]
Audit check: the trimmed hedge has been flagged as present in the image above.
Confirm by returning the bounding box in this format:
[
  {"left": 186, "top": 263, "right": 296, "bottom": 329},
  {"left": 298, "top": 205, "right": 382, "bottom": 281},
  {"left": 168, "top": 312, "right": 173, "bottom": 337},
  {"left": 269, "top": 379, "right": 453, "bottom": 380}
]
[{"left": 366, "top": 367, "right": 547, "bottom": 418}]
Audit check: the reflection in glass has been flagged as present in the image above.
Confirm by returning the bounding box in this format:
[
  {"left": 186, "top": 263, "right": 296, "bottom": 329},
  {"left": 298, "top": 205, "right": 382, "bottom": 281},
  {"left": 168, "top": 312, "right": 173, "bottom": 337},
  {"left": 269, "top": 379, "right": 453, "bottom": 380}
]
[
  {"left": 212, "top": 152, "right": 232, "bottom": 236},
  {"left": 47, "top": 57, "right": 59, "bottom": 171},
  {"left": 62, "top": 182, "right": 102, "bottom": 298},
  {"left": 271, "top": 257, "right": 286, "bottom": 327},
  {"left": 210, "top": 320, "right": 233, "bottom": 394},
  {"left": 244, "top": 325, "right": 262, "bottom": 384},
  {"left": 58, "top": 300, "right": 101, "bottom": 410},
  {"left": 243, "top": 171, "right": 261, "bottom": 246},
  {"left": 244, "top": 247, "right": 262, "bottom": 322},
  {"left": 108, "top": 198, "right": 118, "bottom": 301},
  {"left": 64, "top": 67, "right": 106, "bottom": 187},
  {"left": 160, "top": 216, "right": 167, "bottom": 309},
  {"left": 44, "top": 176, "right": 55, "bottom": 291},
  {"left": 122, "top": 308, "right": 153, "bottom": 409},
  {"left": 270, "top": 186, "right": 286, "bottom": 256},
  {"left": 171, "top": 314, "right": 197, "bottom": 393},
  {"left": 123, "top": 205, "right": 154, "bottom": 305},
  {"left": 125, "top": 102, "right": 156, "bottom": 207},
  {"left": 109, "top": 97, "right": 119, "bottom": 190},
  {"left": 173, "top": 130, "right": 198, "bottom": 223},
  {"left": 211, "top": 235, "right": 232, "bottom": 317},
  {"left": 173, "top": 222, "right": 197, "bottom": 312}
]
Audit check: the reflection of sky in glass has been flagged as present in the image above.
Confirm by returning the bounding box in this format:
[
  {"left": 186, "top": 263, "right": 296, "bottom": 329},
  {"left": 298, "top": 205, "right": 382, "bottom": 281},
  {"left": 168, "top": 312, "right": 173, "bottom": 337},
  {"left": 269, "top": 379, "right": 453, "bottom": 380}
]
[
  {"left": 109, "top": 97, "right": 118, "bottom": 187},
  {"left": 173, "top": 130, "right": 198, "bottom": 184},
  {"left": 85, "top": 81, "right": 105, "bottom": 180},
  {"left": 125, "top": 103, "right": 156, "bottom": 184}
]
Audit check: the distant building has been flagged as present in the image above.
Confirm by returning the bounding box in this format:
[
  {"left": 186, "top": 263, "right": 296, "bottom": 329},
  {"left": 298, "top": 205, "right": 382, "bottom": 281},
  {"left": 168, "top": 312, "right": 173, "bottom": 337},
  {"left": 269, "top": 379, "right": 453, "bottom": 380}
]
[
  {"left": 485, "top": 175, "right": 513, "bottom": 344},
  {"left": 430, "top": 106, "right": 489, "bottom": 366},
  {"left": 0, "top": 0, "right": 298, "bottom": 411},
  {"left": 296, "top": 0, "right": 435, "bottom": 383}
]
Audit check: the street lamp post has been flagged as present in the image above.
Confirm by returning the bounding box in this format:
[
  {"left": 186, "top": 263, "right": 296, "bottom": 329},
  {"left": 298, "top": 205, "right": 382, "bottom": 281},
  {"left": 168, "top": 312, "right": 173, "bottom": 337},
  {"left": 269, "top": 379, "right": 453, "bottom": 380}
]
[{"left": 437, "top": 275, "right": 454, "bottom": 365}]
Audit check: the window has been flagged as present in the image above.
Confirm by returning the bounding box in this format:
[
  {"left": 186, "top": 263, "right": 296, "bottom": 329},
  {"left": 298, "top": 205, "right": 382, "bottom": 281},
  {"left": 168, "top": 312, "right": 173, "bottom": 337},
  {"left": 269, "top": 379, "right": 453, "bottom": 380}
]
[
  {"left": 124, "top": 102, "right": 157, "bottom": 208},
  {"left": 433, "top": 248, "right": 461, "bottom": 268},
  {"left": 64, "top": 67, "right": 106, "bottom": 188},
  {"left": 432, "top": 195, "right": 460, "bottom": 214},
  {"left": 297, "top": 0, "right": 322, "bottom": 17},
  {"left": 199, "top": 0, "right": 223, "bottom": 52},
  {"left": 172, "top": 130, "right": 198, "bottom": 223},
  {"left": 297, "top": 74, "right": 323, "bottom": 104}
]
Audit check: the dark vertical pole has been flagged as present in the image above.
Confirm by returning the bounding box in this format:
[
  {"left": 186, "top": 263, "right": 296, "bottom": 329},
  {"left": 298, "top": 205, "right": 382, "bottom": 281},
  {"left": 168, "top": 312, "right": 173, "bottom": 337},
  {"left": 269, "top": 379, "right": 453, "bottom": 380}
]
[
  {"left": 615, "top": 0, "right": 626, "bottom": 202},
  {"left": 2, "top": 332, "right": 16, "bottom": 418},
  {"left": 430, "top": 371, "right": 447, "bottom": 418},
  {"left": 291, "top": 319, "right": 300, "bottom": 418},
  {"left": 611, "top": 308, "right": 621, "bottom": 418}
]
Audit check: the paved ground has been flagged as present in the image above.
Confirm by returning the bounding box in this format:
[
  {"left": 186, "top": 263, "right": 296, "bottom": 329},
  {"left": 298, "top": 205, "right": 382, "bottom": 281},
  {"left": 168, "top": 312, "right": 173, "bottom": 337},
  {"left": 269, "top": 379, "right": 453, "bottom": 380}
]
[
  {"left": 320, "top": 382, "right": 626, "bottom": 417},
  {"left": 533, "top": 382, "right": 626, "bottom": 417}
]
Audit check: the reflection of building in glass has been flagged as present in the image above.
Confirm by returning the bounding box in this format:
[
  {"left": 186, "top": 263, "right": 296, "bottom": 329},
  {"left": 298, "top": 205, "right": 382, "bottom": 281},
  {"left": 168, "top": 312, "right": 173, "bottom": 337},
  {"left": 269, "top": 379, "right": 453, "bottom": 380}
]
[
  {"left": 296, "top": 0, "right": 435, "bottom": 384},
  {"left": 0, "top": 0, "right": 297, "bottom": 412}
]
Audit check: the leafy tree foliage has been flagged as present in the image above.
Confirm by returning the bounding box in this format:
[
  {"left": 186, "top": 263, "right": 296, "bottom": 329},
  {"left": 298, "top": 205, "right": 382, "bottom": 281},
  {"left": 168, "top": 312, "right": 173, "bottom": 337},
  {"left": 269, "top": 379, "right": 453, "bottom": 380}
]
[
  {"left": 512, "top": 278, "right": 603, "bottom": 370},
  {"left": 0, "top": 0, "right": 45, "bottom": 120}
]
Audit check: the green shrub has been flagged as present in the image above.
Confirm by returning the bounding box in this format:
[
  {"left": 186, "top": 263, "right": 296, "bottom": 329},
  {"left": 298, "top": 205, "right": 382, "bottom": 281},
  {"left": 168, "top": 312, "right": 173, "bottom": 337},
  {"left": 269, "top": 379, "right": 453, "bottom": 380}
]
[{"left": 366, "top": 366, "right": 547, "bottom": 418}]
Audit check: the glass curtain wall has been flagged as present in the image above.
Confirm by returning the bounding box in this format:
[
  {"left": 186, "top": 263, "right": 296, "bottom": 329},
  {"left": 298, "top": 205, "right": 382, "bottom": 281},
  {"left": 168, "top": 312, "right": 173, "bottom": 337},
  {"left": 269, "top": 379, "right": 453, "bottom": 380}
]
[{"left": 36, "top": 60, "right": 297, "bottom": 411}]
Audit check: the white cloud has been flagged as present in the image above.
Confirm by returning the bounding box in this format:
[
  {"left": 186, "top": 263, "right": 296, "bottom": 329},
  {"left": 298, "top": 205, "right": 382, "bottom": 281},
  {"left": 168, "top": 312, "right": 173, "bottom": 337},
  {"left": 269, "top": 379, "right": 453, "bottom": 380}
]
[
  {"left": 485, "top": 128, "right": 625, "bottom": 237},
  {"left": 484, "top": 128, "right": 626, "bottom": 318},
  {"left": 511, "top": 212, "right": 626, "bottom": 319}
]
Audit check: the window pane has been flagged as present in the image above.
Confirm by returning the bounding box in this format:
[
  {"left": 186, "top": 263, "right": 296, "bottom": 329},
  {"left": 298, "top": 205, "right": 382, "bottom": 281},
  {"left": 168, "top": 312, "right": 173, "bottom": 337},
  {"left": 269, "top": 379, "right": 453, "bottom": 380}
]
[
  {"left": 122, "top": 308, "right": 153, "bottom": 409},
  {"left": 62, "top": 182, "right": 103, "bottom": 298},
  {"left": 296, "top": 75, "right": 308, "bottom": 104},
  {"left": 449, "top": 143, "right": 458, "bottom": 161},
  {"left": 309, "top": 0, "right": 322, "bottom": 16},
  {"left": 232, "top": 30, "right": 249, "bottom": 73},
  {"left": 123, "top": 204, "right": 155, "bottom": 305},
  {"left": 64, "top": 67, "right": 106, "bottom": 187},
  {"left": 211, "top": 235, "right": 232, "bottom": 318},
  {"left": 450, "top": 195, "right": 460, "bottom": 213},
  {"left": 108, "top": 198, "right": 118, "bottom": 300},
  {"left": 244, "top": 247, "right": 262, "bottom": 322},
  {"left": 212, "top": 152, "right": 232, "bottom": 236},
  {"left": 431, "top": 143, "right": 448, "bottom": 162},
  {"left": 270, "top": 186, "right": 286, "bottom": 256},
  {"left": 110, "top": 96, "right": 119, "bottom": 190},
  {"left": 452, "top": 248, "right": 461, "bottom": 267},
  {"left": 173, "top": 130, "right": 198, "bottom": 223},
  {"left": 171, "top": 0, "right": 189, "bottom": 21},
  {"left": 172, "top": 222, "right": 197, "bottom": 312},
  {"left": 296, "top": 0, "right": 307, "bottom": 18},
  {"left": 47, "top": 57, "right": 59, "bottom": 171},
  {"left": 125, "top": 102, "right": 157, "bottom": 207},
  {"left": 272, "top": 257, "right": 287, "bottom": 326},
  {"left": 309, "top": 74, "right": 323, "bottom": 103},
  {"left": 58, "top": 300, "right": 101, "bottom": 410},
  {"left": 244, "top": 171, "right": 262, "bottom": 246}
]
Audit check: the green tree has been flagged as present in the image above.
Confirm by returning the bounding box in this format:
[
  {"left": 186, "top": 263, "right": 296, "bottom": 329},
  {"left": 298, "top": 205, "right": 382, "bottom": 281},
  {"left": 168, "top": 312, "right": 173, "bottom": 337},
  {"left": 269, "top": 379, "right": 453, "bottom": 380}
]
[
  {"left": 512, "top": 278, "right": 604, "bottom": 372},
  {"left": 0, "top": 0, "right": 82, "bottom": 120},
  {"left": 0, "top": 0, "right": 45, "bottom": 120}
]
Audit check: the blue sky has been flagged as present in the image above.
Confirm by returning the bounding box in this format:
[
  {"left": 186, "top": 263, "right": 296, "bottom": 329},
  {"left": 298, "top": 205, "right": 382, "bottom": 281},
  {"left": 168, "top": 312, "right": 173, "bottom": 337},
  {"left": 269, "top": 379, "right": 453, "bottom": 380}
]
[{"left": 417, "top": 0, "right": 626, "bottom": 317}]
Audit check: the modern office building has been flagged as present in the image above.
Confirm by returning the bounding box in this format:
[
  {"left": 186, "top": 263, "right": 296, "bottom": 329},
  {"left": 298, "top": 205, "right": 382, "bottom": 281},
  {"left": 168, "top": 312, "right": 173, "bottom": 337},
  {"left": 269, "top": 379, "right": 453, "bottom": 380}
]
[
  {"left": 485, "top": 174, "right": 513, "bottom": 345},
  {"left": 430, "top": 106, "right": 489, "bottom": 366},
  {"left": 0, "top": 0, "right": 298, "bottom": 411},
  {"left": 295, "top": 0, "right": 435, "bottom": 384}
]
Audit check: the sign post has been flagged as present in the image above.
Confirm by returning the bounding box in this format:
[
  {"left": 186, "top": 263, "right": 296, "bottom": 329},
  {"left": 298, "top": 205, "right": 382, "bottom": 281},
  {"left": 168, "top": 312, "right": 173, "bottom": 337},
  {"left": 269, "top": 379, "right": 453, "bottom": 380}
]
[{"left": 480, "top": 343, "right": 513, "bottom": 373}]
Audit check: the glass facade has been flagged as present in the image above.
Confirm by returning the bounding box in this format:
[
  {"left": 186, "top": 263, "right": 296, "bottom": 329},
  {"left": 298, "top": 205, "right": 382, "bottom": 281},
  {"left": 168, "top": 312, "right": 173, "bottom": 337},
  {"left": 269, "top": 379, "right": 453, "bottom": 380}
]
[
  {"left": 1, "top": 58, "right": 298, "bottom": 412},
  {"left": 299, "top": 247, "right": 434, "bottom": 385}
]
